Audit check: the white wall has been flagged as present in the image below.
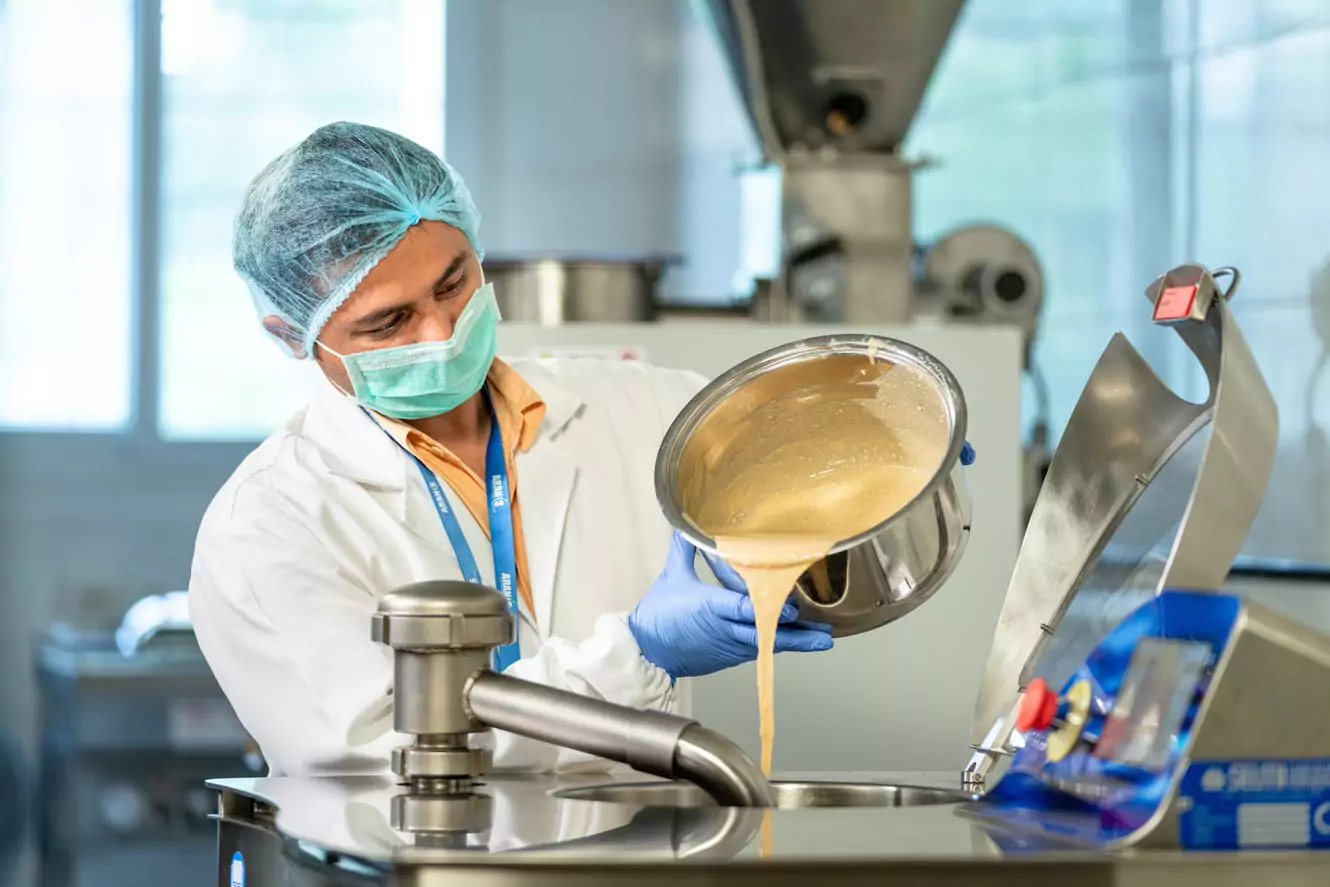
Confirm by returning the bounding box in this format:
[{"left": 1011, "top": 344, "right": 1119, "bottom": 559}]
[{"left": 444, "top": 0, "right": 683, "bottom": 259}]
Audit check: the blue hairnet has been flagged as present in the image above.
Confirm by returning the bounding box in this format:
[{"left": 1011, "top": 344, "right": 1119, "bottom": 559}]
[{"left": 232, "top": 121, "right": 484, "bottom": 359}]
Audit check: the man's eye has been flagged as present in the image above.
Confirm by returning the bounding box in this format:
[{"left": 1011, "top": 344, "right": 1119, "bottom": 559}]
[
  {"left": 369, "top": 314, "right": 406, "bottom": 338},
  {"left": 439, "top": 272, "right": 469, "bottom": 297}
]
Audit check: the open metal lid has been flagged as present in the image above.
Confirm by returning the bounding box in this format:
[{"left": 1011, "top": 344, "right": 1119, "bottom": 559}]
[{"left": 965, "top": 263, "right": 1279, "bottom": 783}]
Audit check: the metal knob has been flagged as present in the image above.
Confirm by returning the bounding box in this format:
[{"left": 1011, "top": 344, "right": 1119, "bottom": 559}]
[{"left": 372, "top": 580, "right": 512, "bottom": 784}]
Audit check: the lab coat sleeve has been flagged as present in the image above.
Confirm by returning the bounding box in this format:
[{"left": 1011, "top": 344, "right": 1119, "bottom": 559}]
[{"left": 190, "top": 479, "right": 405, "bottom": 776}]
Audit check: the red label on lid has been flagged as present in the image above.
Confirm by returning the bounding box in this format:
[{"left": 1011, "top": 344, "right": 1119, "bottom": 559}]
[{"left": 1154, "top": 285, "right": 1198, "bottom": 321}]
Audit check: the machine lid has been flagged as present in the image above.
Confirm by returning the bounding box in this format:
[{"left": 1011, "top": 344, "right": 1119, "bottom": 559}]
[
  {"left": 968, "top": 264, "right": 1278, "bottom": 748},
  {"left": 376, "top": 581, "right": 509, "bottom": 618},
  {"left": 695, "top": 0, "right": 966, "bottom": 156}
]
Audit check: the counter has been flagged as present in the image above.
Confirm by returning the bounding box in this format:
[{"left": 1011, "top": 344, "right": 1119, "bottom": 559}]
[{"left": 208, "top": 770, "right": 1330, "bottom": 885}]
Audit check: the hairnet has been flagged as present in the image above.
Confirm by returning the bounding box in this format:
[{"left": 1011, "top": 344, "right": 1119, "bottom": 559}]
[{"left": 232, "top": 122, "right": 484, "bottom": 359}]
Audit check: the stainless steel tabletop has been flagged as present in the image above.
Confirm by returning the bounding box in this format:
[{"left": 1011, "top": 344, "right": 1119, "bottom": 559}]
[{"left": 208, "top": 769, "right": 1330, "bottom": 884}]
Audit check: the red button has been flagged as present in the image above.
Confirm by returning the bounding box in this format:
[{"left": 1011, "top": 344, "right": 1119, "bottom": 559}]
[{"left": 1015, "top": 677, "right": 1059, "bottom": 732}]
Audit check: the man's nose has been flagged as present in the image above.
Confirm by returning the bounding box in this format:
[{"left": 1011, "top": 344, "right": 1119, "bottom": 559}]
[{"left": 418, "top": 306, "right": 456, "bottom": 342}]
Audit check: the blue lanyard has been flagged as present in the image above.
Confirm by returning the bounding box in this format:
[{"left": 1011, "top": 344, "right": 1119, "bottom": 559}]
[{"left": 375, "top": 393, "right": 521, "bottom": 672}]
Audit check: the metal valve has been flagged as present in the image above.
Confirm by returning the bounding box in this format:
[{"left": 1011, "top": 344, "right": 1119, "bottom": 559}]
[
  {"left": 371, "top": 579, "right": 775, "bottom": 828},
  {"left": 371, "top": 580, "right": 511, "bottom": 788}
]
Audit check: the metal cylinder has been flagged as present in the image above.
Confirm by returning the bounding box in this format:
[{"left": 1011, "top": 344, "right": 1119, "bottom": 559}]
[
  {"left": 392, "top": 649, "right": 490, "bottom": 736},
  {"left": 372, "top": 581, "right": 513, "bottom": 783},
  {"left": 483, "top": 257, "right": 670, "bottom": 325}
]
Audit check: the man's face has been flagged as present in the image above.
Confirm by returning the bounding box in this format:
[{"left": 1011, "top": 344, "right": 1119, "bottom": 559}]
[{"left": 311, "top": 221, "right": 483, "bottom": 392}]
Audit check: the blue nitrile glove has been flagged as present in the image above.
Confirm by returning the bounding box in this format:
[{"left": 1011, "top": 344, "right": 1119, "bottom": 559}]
[
  {"left": 628, "top": 532, "right": 835, "bottom": 680},
  {"left": 962, "top": 441, "right": 976, "bottom": 466}
]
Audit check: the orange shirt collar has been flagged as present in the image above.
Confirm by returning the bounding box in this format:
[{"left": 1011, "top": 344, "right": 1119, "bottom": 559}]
[{"left": 371, "top": 358, "right": 546, "bottom": 462}]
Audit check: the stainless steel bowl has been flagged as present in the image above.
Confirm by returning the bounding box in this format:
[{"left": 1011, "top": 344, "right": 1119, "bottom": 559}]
[
  {"left": 484, "top": 256, "right": 673, "bottom": 325},
  {"left": 555, "top": 780, "right": 977, "bottom": 809},
  {"left": 655, "top": 334, "right": 971, "bottom": 638}
]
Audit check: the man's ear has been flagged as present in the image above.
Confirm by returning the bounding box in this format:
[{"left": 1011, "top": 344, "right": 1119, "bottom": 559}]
[{"left": 262, "top": 315, "right": 308, "bottom": 360}]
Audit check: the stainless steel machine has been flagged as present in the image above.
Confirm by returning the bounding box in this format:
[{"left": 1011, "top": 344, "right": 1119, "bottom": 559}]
[
  {"left": 492, "top": 1, "right": 1045, "bottom": 356},
  {"left": 698, "top": 0, "right": 1051, "bottom": 522},
  {"left": 206, "top": 261, "right": 1330, "bottom": 883},
  {"left": 37, "top": 594, "right": 250, "bottom": 887},
  {"left": 490, "top": 2, "right": 1050, "bottom": 519},
  {"left": 695, "top": 0, "right": 1042, "bottom": 331}
]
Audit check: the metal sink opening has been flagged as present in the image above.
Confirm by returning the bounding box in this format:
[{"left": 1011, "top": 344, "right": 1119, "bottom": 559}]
[{"left": 555, "top": 781, "right": 976, "bottom": 809}]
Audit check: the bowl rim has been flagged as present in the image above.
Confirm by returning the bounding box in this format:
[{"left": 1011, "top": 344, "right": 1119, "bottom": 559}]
[{"left": 653, "top": 333, "right": 969, "bottom": 559}]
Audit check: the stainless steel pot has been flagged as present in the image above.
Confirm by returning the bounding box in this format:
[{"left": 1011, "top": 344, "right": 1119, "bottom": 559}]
[
  {"left": 654, "top": 334, "right": 971, "bottom": 638},
  {"left": 483, "top": 256, "right": 675, "bottom": 325}
]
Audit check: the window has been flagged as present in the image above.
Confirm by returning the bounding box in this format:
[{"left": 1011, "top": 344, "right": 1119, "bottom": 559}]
[
  {"left": 156, "top": 0, "right": 446, "bottom": 440},
  {"left": 1188, "top": 0, "right": 1330, "bottom": 563},
  {"left": 0, "top": 0, "right": 134, "bottom": 430},
  {"left": 908, "top": 0, "right": 1330, "bottom": 565},
  {"left": 907, "top": 0, "right": 1156, "bottom": 435}
]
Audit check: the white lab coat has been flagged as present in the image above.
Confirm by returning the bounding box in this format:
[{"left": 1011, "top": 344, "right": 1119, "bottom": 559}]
[{"left": 189, "top": 357, "right": 706, "bottom": 778}]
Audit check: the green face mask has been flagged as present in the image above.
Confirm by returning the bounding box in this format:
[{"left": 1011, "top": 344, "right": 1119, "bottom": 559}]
[{"left": 320, "top": 283, "right": 501, "bottom": 420}]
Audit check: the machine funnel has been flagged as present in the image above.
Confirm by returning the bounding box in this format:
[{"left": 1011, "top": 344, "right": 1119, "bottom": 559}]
[{"left": 694, "top": 0, "right": 966, "bottom": 156}]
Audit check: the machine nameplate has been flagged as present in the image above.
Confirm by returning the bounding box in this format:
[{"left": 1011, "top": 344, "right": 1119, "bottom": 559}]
[{"left": 1179, "top": 760, "right": 1330, "bottom": 850}]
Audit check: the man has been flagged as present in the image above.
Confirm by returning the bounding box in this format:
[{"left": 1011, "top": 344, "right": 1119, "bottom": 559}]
[{"left": 189, "top": 122, "right": 834, "bottom": 777}]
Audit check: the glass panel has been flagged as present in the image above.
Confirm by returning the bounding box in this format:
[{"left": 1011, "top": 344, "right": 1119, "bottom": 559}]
[
  {"left": 907, "top": 0, "right": 1156, "bottom": 435},
  {"left": 911, "top": 0, "right": 1329, "bottom": 567},
  {"left": 1191, "top": 4, "right": 1330, "bottom": 564},
  {"left": 0, "top": 0, "right": 134, "bottom": 430},
  {"left": 157, "top": 0, "right": 445, "bottom": 440}
]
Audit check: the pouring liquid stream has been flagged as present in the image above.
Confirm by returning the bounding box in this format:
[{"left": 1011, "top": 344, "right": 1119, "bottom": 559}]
[{"left": 683, "top": 352, "right": 951, "bottom": 785}]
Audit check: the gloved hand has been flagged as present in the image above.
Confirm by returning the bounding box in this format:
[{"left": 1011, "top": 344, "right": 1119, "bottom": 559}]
[
  {"left": 962, "top": 441, "right": 976, "bottom": 466},
  {"left": 628, "top": 532, "right": 834, "bottom": 680}
]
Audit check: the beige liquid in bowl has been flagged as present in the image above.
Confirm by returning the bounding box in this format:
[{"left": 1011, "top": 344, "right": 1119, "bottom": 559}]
[{"left": 679, "top": 350, "right": 950, "bottom": 777}]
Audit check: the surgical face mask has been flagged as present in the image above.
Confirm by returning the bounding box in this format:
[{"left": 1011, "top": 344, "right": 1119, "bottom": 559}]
[{"left": 319, "top": 283, "right": 501, "bottom": 420}]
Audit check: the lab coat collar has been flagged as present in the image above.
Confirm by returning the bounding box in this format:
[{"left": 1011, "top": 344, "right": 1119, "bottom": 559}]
[
  {"left": 300, "top": 378, "right": 407, "bottom": 489},
  {"left": 299, "top": 361, "right": 586, "bottom": 490}
]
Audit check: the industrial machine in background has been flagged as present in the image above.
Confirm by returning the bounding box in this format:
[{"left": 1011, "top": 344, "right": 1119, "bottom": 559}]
[
  {"left": 701, "top": 0, "right": 1052, "bottom": 516},
  {"left": 36, "top": 593, "right": 250, "bottom": 887},
  {"left": 493, "top": 0, "right": 1052, "bottom": 518}
]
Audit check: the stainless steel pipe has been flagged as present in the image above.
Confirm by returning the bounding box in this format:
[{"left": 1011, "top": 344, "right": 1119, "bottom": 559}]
[
  {"left": 373, "top": 581, "right": 774, "bottom": 809},
  {"left": 465, "top": 671, "right": 774, "bottom": 808},
  {"left": 672, "top": 725, "right": 777, "bottom": 809}
]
